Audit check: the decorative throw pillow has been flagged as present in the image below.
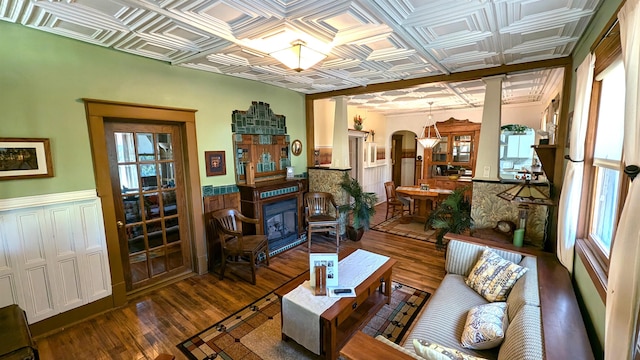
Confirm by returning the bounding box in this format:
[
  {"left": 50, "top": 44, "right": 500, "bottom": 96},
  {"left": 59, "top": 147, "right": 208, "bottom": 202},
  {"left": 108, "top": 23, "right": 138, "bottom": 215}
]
[
  {"left": 461, "top": 302, "right": 509, "bottom": 350},
  {"left": 413, "top": 339, "right": 489, "bottom": 360},
  {"left": 465, "top": 248, "right": 528, "bottom": 302}
]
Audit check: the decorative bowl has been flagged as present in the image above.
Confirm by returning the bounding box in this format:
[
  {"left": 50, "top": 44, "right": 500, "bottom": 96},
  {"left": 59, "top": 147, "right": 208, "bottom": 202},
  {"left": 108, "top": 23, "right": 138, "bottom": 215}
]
[{"left": 448, "top": 174, "right": 460, "bottom": 180}]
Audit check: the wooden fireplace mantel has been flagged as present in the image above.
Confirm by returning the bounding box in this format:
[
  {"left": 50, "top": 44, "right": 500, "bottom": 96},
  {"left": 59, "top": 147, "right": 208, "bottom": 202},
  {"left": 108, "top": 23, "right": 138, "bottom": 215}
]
[{"left": 237, "top": 178, "right": 307, "bottom": 237}]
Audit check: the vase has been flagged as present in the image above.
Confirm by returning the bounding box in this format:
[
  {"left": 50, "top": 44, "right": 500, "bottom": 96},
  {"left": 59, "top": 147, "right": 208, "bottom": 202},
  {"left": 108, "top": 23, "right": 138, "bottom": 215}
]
[{"left": 354, "top": 124, "right": 363, "bottom": 131}]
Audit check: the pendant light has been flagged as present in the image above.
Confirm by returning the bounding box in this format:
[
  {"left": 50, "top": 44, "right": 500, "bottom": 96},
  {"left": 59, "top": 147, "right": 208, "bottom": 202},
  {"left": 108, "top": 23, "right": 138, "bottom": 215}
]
[{"left": 417, "top": 102, "right": 441, "bottom": 148}]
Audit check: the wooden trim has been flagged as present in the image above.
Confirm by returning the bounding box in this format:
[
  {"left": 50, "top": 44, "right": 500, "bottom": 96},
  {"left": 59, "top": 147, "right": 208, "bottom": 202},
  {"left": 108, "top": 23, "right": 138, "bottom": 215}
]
[
  {"left": 306, "top": 57, "right": 572, "bottom": 100},
  {"left": 30, "top": 296, "right": 114, "bottom": 337},
  {"left": 83, "top": 99, "right": 204, "bottom": 305},
  {"left": 305, "top": 97, "right": 315, "bottom": 167},
  {"left": 577, "top": 80, "right": 601, "bottom": 240},
  {"left": 575, "top": 238, "right": 608, "bottom": 303},
  {"left": 594, "top": 22, "right": 622, "bottom": 75},
  {"left": 82, "top": 98, "right": 197, "bottom": 113},
  {"left": 340, "top": 331, "right": 415, "bottom": 360},
  {"left": 554, "top": 63, "right": 573, "bottom": 186},
  {"left": 589, "top": 0, "right": 626, "bottom": 53}
]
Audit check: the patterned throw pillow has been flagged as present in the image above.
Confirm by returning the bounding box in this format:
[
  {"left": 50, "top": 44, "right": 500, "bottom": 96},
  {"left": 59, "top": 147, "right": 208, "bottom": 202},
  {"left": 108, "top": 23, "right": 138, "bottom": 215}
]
[
  {"left": 461, "top": 302, "right": 509, "bottom": 350},
  {"left": 413, "top": 339, "right": 489, "bottom": 360},
  {"left": 465, "top": 248, "right": 528, "bottom": 302}
]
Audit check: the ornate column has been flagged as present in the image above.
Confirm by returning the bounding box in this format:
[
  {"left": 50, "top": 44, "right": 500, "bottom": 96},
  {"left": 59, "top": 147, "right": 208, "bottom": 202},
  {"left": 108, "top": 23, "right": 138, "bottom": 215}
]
[
  {"left": 331, "top": 96, "right": 350, "bottom": 169},
  {"left": 473, "top": 75, "right": 504, "bottom": 182}
]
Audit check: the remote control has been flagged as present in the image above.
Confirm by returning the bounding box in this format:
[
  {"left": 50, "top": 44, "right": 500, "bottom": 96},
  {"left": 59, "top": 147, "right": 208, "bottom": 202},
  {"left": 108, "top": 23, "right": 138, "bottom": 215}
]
[{"left": 333, "top": 289, "right": 352, "bottom": 294}]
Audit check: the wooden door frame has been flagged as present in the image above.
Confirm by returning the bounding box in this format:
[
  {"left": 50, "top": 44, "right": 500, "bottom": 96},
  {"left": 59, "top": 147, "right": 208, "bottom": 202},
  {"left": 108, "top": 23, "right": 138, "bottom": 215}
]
[
  {"left": 83, "top": 99, "right": 204, "bottom": 306},
  {"left": 391, "top": 134, "right": 403, "bottom": 186}
]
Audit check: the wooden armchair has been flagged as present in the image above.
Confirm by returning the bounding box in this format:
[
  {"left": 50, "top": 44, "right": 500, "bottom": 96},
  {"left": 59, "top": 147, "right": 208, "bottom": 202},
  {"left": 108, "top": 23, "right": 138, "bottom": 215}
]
[
  {"left": 305, "top": 192, "right": 340, "bottom": 249},
  {"left": 211, "top": 208, "right": 269, "bottom": 285}
]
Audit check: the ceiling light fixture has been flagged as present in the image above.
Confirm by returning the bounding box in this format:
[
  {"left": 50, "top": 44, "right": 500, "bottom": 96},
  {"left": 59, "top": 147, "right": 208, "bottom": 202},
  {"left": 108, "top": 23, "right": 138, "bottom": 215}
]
[
  {"left": 416, "top": 101, "right": 441, "bottom": 148},
  {"left": 270, "top": 40, "right": 327, "bottom": 72}
]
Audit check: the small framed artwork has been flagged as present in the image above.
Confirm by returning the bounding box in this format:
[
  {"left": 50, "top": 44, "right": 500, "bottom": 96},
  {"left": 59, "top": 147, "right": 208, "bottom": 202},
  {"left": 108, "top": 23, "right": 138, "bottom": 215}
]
[
  {"left": 0, "top": 138, "right": 54, "bottom": 180},
  {"left": 309, "top": 253, "right": 339, "bottom": 288},
  {"left": 205, "top": 151, "right": 226, "bottom": 177}
]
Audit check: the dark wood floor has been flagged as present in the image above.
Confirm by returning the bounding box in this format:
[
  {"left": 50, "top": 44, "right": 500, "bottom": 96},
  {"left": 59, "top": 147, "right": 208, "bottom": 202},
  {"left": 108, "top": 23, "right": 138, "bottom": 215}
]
[{"left": 35, "top": 204, "right": 446, "bottom": 360}]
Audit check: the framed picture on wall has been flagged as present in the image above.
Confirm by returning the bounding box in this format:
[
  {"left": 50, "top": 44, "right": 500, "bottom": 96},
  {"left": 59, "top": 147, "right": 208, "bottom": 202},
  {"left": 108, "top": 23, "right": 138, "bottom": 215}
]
[
  {"left": 205, "top": 151, "right": 226, "bottom": 177},
  {"left": 0, "top": 138, "right": 54, "bottom": 180}
]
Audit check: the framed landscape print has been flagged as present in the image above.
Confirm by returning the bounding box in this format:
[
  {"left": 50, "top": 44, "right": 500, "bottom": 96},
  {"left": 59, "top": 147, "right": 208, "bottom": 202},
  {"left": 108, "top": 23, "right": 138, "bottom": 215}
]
[
  {"left": 0, "top": 138, "right": 54, "bottom": 180},
  {"left": 205, "top": 151, "right": 226, "bottom": 176}
]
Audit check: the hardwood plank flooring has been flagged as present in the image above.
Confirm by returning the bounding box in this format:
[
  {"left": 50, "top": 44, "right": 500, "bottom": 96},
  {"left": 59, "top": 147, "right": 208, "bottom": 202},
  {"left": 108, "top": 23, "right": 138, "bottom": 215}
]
[{"left": 35, "top": 204, "right": 445, "bottom": 360}]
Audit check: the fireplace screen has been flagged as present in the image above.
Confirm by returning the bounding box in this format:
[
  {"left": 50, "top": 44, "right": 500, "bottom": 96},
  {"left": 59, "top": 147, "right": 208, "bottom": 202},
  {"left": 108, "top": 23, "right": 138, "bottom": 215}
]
[{"left": 263, "top": 198, "right": 298, "bottom": 253}]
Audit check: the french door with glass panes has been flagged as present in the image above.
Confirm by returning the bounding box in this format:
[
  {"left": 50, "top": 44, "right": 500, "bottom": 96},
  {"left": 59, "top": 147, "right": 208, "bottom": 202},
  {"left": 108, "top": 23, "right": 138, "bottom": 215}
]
[{"left": 105, "top": 121, "right": 191, "bottom": 291}]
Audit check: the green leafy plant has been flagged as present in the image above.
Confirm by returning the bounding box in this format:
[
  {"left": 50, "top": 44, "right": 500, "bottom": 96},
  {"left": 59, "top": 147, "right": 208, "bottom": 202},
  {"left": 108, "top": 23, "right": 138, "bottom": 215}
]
[
  {"left": 501, "top": 124, "right": 529, "bottom": 134},
  {"left": 338, "top": 172, "right": 378, "bottom": 230},
  {"left": 425, "top": 186, "right": 473, "bottom": 249}
]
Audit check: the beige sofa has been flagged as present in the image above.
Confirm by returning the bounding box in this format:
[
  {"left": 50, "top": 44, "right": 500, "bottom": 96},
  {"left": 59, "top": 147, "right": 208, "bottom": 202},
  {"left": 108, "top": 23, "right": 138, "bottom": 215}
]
[{"left": 341, "top": 234, "right": 594, "bottom": 360}]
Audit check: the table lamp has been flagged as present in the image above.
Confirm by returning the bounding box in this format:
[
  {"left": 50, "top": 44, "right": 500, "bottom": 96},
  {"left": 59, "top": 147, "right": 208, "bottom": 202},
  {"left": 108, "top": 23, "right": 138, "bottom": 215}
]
[{"left": 497, "top": 180, "right": 554, "bottom": 246}]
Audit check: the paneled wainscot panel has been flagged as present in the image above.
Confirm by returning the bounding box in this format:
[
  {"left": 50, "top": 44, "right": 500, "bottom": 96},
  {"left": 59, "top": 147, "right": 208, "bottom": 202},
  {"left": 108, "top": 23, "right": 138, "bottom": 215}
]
[{"left": 0, "top": 190, "right": 112, "bottom": 323}]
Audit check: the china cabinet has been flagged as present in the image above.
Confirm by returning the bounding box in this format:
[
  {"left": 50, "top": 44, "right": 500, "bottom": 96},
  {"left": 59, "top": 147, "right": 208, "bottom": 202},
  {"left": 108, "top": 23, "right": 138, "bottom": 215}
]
[{"left": 423, "top": 118, "right": 481, "bottom": 179}]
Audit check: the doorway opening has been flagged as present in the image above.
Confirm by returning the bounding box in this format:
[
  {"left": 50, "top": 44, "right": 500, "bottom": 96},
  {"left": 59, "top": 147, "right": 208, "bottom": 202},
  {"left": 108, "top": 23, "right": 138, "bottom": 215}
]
[{"left": 391, "top": 131, "right": 418, "bottom": 186}]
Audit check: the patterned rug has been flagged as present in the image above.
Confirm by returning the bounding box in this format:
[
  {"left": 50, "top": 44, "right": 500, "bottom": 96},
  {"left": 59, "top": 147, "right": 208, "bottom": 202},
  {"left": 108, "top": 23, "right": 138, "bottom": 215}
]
[
  {"left": 372, "top": 216, "right": 437, "bottom": 243},
  {"left": 177, "top": 282, "right": 430, "bottom": 360}
]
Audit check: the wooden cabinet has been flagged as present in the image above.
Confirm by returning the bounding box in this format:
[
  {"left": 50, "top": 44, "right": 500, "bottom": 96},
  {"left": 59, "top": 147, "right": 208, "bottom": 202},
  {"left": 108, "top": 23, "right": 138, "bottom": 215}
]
[
  {"left": 233, "top": 134, "right": 291, "bottom": 184},
  {"left": 423, "top": 118, "right": 481, "bottom": 179}
]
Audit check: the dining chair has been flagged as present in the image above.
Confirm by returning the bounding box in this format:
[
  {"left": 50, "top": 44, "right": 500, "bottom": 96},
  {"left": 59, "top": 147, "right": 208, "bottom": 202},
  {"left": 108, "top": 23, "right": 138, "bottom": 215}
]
[
  {"left": 211, "top": 208, "right": 269, "bottom": 285},
  {"left": 384, "top": 181, "right": 411, "bottom": 219},
  {"left": 304, "top": 192, "right": 340, "bottom": 249}
]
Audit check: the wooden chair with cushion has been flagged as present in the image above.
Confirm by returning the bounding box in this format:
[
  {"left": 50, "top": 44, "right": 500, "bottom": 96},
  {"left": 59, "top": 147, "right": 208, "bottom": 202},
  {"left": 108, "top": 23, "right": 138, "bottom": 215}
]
[
  {"left": 211, "top": 208, "right": 269, "bottom": 285},
  {"left": 305, "top": 192, "right": 340, "bottom": 249},
  {"left": 383, "top": 181, "right": 411, "bottom": 219}
]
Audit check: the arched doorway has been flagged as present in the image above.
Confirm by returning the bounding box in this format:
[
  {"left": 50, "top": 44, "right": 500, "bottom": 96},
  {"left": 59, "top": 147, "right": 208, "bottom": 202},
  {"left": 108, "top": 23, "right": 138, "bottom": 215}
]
[{"left": 390, "top": 130, "right": 418, "bottom": 186}]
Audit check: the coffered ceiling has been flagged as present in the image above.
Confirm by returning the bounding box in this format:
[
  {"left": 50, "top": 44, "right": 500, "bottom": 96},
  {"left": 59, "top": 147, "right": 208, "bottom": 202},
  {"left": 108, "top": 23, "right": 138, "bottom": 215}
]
[{"left": 2, "top": 0, "right": 601, "bottom": 113}]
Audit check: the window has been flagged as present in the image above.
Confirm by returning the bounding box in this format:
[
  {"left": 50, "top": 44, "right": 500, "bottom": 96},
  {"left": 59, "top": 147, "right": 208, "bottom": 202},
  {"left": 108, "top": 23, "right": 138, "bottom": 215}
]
[
  {"left": 574, "top": 20, "right": 628, "bottom": 302},
  {"left": 587, "top": 59, "right": 625, "bottom": 258},
  {"left": 499, "top": 125, "right": 536, "bottom": 180}
]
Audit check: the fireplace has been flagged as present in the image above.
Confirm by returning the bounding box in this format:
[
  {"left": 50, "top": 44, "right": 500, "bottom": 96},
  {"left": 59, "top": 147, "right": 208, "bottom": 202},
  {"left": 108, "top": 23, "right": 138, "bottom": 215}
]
[
  {"left": 263, "top": 198, "right": 298, "bottom": 254},
  {"left": 237, "top": 178, "right": 306, "bottom": 257}
]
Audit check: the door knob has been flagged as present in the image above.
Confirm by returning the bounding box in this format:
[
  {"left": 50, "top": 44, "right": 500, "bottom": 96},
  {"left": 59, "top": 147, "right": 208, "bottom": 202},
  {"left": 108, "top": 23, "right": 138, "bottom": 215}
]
[{"left": 116, "top": 220, "right": 124, "bottom": 228}]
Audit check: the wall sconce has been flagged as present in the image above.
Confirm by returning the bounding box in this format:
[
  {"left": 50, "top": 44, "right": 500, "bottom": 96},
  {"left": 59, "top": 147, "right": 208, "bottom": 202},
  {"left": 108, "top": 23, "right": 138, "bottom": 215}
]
[
  {"left": 270, "top": 40, "right": 327, "bottom": 72},
  {"left": 416, "top": 102, "right": 441, "bottom": 148}
]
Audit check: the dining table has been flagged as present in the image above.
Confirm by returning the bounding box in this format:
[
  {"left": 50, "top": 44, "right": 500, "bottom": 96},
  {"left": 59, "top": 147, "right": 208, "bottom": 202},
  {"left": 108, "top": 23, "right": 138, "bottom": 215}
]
[{"left": 395, "top": 185, "right": 453, "bottom": 222}]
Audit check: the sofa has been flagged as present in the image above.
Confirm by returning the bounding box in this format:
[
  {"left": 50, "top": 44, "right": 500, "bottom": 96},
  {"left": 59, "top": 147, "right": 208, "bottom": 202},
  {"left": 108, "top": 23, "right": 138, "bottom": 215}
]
[{"left": 341, "top": 234, "right": 594, "bottom": 360}]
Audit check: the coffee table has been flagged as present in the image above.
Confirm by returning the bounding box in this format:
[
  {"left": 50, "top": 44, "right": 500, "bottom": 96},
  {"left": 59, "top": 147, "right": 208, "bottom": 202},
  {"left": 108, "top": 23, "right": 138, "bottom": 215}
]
[{"left": 275, "top": 249, "right": 396, "bottom": 360}]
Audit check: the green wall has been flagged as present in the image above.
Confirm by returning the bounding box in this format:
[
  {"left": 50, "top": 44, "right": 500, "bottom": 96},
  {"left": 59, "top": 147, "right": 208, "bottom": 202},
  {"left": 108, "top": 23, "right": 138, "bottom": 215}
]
[
  {"left": 568, "top": 0, "right": 624, "bottom": 354},
  {"left": 575, "top": 256, "right": 606, "bottom": 355},
  {"left": 0, "top": 21, "right": 306, "bottom": 199}
]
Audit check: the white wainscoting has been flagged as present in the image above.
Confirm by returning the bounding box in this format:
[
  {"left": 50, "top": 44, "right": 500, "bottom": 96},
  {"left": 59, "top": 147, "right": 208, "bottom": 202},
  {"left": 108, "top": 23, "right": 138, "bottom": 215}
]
[
  {"left": 363, "top": 163, "right": 389, "bottom": 205},
  {"left": 0, "top": 190, "right": 111, "bottom": 323}
]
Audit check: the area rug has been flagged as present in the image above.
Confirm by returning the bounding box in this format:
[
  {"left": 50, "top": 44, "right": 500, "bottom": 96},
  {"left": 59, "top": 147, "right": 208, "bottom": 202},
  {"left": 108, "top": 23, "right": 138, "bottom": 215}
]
[
  {"left": 372, "top": 216, "right": 437, "bottom": 243},
  {"left": 177, "top": 282, "right": 430, "bottom": 360}
]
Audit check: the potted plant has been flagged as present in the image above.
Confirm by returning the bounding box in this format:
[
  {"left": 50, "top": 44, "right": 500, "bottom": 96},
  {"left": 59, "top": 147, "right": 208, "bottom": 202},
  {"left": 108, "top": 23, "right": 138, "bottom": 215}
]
[
  {"left": 338, "top": 172, "right": 378, "bottom": 241},
  {"left": 425, "top": 186, "right": 473, "bottom": 249}
]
